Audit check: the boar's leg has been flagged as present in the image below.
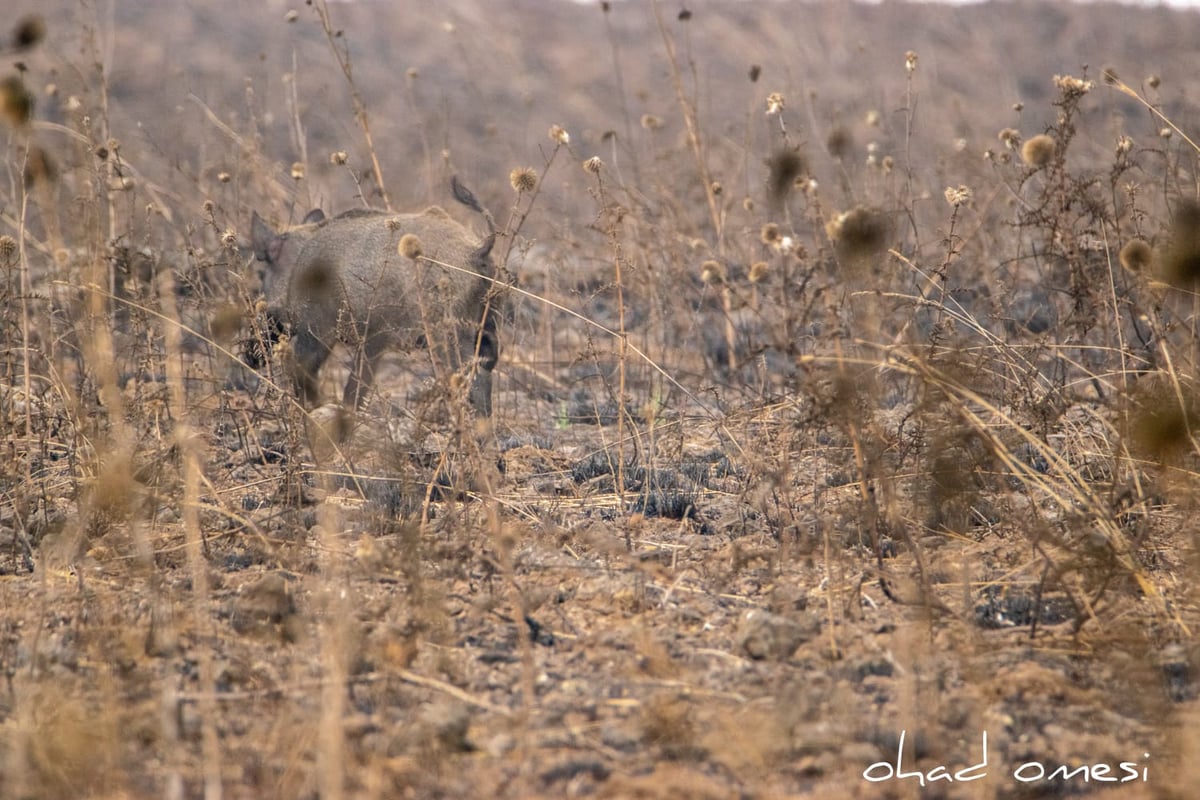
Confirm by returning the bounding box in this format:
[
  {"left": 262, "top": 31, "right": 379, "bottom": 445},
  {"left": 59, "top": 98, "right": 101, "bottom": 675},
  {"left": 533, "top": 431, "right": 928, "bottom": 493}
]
[
  {"left": 465, "top": 324, "right": 498, "bottom": 417},
  {"left": 289, "top": 328, "right": 332, "bottom": 408},
  {"left": 343, "top": 334, "right": 389, "bottom": 409}
]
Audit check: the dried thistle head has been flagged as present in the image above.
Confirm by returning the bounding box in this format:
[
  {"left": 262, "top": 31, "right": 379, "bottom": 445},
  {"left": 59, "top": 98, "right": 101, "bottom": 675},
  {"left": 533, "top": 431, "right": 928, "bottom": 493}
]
[
  {"left": 765, "top": 92, "right": 785, "bottom": 115},
  {"left": 944, "top": 185, "right": 972, "bottom": 207},
  {"left": 826, "top": 127, "right": 852, "bottom": 160},
  {"left": 582, "top": 156, "right": 603, "bottom": 175},
  {"left": 549, "top": 124, "right": 570, "bottom": 145},
  {"left": 1119, "top": 239, "right": 1153, "bottom": 274},
  {"left": 1053, "top": 73, "right": 1094, "bottom": 98},
  {"left": 1125, "top": 374, "right": 1200, "bottom": 464},
  {"left": 289, "top": 162, "right": 305, "bottom": 181},
  {"left": 1161, "top": 200, "right": 1200, "bottom": 288},
  {"left": 23, "top": 145, "right": 55, "bottom": 187},
  {"left": 12, "top": 15, "right": 46, "bottom": 50},
  {"left": 0, "top": 76, "right": 33, "bottom": 126},
  {"left": 998, "top": 127, "right": 1021, "bottom": 151},
  {"left": 509, "top": 166, "right": 538, "bottom": 193},
  {"left": 904, "top": 50, "right": 918, "bottom": 73},
  {"left": 828, "top": 206, "right": 890, "bottom": 266},
  {"left": 700, "top": 260, "right": 726, "bottom": 286},
  {"left": 748, "top": 261, "right": 769, "bottom": 283},
  {"left": 0, "top": 235, "right": 17, "bottom": 266},
  {"left": 640, "top": 113, "right": 663, "bottom": 131},
  {"left": 760, "top": 223, "right": 781, "bottom": 246},
  {"left": 1021, "top": 134, "right": 1056, "bottom": 167},
  {"left": 398, "top": 233, "right": 424, "bottom": 260},
  {"left": 765, "top": 148, "right": 806, "bottom": 210},
  {"left": 209, "top": 304, "right": 244, "bottom": 348}
]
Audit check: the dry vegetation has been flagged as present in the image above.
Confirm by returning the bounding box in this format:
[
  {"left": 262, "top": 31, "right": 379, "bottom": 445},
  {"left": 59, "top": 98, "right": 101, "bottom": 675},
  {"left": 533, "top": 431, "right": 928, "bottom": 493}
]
[{"left": 4, "top": 0, "right": 1200, "bottom": 797}]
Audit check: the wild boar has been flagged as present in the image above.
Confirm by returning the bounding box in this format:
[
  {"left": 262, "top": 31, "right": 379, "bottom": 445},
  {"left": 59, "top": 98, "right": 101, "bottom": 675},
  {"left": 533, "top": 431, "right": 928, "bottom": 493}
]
[{"left": 249, "top": 178, "right": 500, "bottom": 415}]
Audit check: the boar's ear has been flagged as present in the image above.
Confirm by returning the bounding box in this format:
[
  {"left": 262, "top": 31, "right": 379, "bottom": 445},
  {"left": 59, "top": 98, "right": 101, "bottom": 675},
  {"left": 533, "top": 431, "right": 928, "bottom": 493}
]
[
  {"left": 250, "top": 211, "right": 277, "bottom": 262},
  {"left": 302, "top": 208, "right": 326, "bottom": 225}
]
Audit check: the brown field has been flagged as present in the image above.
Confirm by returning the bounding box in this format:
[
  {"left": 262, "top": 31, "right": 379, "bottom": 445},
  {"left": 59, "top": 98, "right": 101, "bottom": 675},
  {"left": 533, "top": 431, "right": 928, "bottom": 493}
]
[{"left": 3, "top": 1, "right": 1200, "bottom": 797}]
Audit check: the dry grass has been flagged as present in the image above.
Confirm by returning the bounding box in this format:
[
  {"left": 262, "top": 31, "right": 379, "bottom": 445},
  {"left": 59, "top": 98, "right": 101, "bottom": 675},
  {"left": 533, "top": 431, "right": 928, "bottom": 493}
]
[{"left": 2, "top": 1, "right": 1200, "bottom": 798}]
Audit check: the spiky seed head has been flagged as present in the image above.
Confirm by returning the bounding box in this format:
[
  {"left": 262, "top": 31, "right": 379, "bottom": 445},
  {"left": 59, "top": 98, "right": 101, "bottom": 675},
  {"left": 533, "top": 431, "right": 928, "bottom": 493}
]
[
  {"left": 12, "top": 15, "right": 45, "bottom": 50},
  {"left": 640, "top": 113, "right": 663, "bottom": 130},
  {"left": 549, "top": 124, "right": 570, "bottom": 145},
  {"left": 1159, "top": 127, "right": 1173, "bottom": 140},
  {"left": 700, "top": 260, "right": 725, "bottom": 286},
  {"left": 217, "top": 171, "right": 231, "bottom": 183},
  {"left": 765, "top": 92, "right": 785, "bottom": 115},
  {"left": 1126, "top": 374, "right": 1200, "bottom": 464},
  {"left": 398, "top": 233, "right": 423, "bottom": 260},
  {"left": 220, "top": 229, "right": 237, "bottom": 248},
  {"left": 295, "top": 259, "right": 334, "bottom": 296},
  {"left": 290, "top": 162, "right": 305, "bottom": 180},
  {"left": 23, "top": 145, "right": 55, "bottom": 188},
  {"left": 1119, "top": 239, "right": 1153, "bottom": 273},
  {"left": 1116, "top": 136, "right": 1134, "bottom": 156},
  {"left": 826, "top": 127, "right": 852, "bottom": 159},
  {"left": 765, "top": 148, "right": 806, "bottom": 208},
  {"left": 881, "top": 155, "right": 895, "bottom": 174},
  {"left": 284, "top": 9, "right": 299, "bottom": 22},
  {"left": 998, "top": 127, "right": 1021, "bottom": 150},
  {"left": 748, "top": 261, "right": 769, "bottom": 283},
  {"left": 944, "top": 185, "right": 972, "bottom": 207},
  {"left": 710, "top": 181, "right": 723, "bottom": 196},
  {"left": 1053, "top": 74, "right": 1094, "bottom": 97},
  {"left": 1162, "top": 200, "right": 1200, "bottom": 287},
  {"left": 0, "top": 76, "right": 33, "bottom": 126},
  {"left": 509, "top": 166, "right": 538, "bottom": 193},
  {"left": 272, "top": 334, "right": 293, "bottom": 362},
  {"left": 209, "top": 304, "right": 243, "bottom": 347},
  {"left": 1147, "top": 74, "right": 1161, "bottom": 90},
  {"left": 0, "top": 235, "right": 17, "bottom": 266},
  {"left": 330, "top": 151, "right": 348, "bottom": 165},
  {"left": 828, "top": 206, "right": 890, "bottom": 264},
  {"left": 742, "top": 197, "right": 755, "bottom": 212},
  {"left": 1012, "top": 102, "right": 1024, "bottom": 113},
  {"left": 1021, "top": 134, "right": 1056, "bottom": 167},
  {"left": 583, "top": 156, "right": 603, "bottom": 174},
  {"left": 865, "top": 109, "right": 880, "bottom": 127},
  {"left": 904, "top": 50, "right": 918, "bottom": 73},
  {"left": 760, "top": 223, "right": 781, "bottom": 245}
]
